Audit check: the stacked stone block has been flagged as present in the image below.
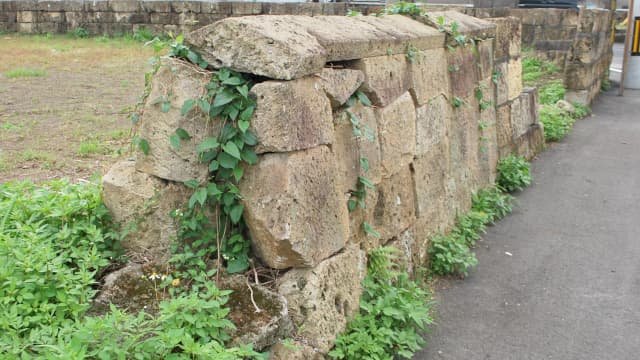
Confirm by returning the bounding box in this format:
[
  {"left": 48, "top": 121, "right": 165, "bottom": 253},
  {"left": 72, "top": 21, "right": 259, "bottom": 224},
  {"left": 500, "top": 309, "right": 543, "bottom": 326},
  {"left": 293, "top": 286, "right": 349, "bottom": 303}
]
[{"left": 100, "top": 12, "right": 542, "bottom": 357}]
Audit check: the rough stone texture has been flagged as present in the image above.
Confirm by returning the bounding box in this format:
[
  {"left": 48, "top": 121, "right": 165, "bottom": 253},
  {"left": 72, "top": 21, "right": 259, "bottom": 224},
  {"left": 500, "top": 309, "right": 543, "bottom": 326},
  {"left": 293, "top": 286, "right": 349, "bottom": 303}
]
[
  {"left": 512, "top": 87, "right": 538, "bottom": 139},
  {"left": 92, "top": 263, "right": 153, "bottom": 314},
  {"left": 413, "top": 142, "right": 450, "bottom": 226},
  {"left": 507, "top": 58, "right": 523, "bottom": 102},
  {"left": 477, "top": 39, "right": 494, "bottom": 80},
  {"left": 423, "top": 11, "right": 497, "bottom": 39},
  {"left": 250, "top": 77, "right": 334, "bottom": 154},
  {"left": 415, "top": 94, "right": 452, "bottom": 157},
  {"left": 135, "top": 58, "right": 213, "bottom": 183},
  {"left": 487, "top": 16, "right": 522, "bottom": 61},
  {"left": 102, "top": 160, "right": 190, "bottom": 262},
  {"left": 409, "top": 48, "right": 450, "bottom": 106},
  {"left": 495, "top": 61, "right": 509, "bottom": 106},
  {"left": 478, "top": 79, "right": 498, "bottom": 188},
  {"left": 447, "top": 46, "right": 480, "bottom": 99},
  {"left": 317, "top": 68, "right": 364, "bottom": 108},
  {"left": 269, "top": 340, "right": 324, "bottom": 360},
  {"left": 374, "top": 92, "right": 416, "bottom": 178},
  {"left": 278, "top": 245, "right": 366, "bottom": 354},
  {"left": 386, "top": 229, "right": 415, "bottom": 275},
  {"left": 332, "top": 102, "right": 381, "bottom": 195},
  {"left": 347, "top": 186, "right": 382, "bottom": 253},
  {"left": 351, "top": 54, "right": 410, "bottom": 107},
  {"left": 295, "top": 15, "right": 444, "bottom": 62},
  {"left": 240, "top": 146, "right": 349, "bottom": 269},
  {"left": 372, "top": 166, "right": 416, "bottom": 241},
  {"left": 186, "top": 16, "right": 327, "bottom": 80}
]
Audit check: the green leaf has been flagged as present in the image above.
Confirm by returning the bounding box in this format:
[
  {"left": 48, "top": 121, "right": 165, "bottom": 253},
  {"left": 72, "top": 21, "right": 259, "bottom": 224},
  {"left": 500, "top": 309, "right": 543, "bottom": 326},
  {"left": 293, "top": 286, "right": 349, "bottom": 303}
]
[
  {"left": 356, "top": 90, "right": 372, "bottom": 107},
  {"left": 233, "top": 166, "right": 244, "bottom": 182},
  {"left": 229, "top": 204, "right": 244, "bottom": 224},
  {"left": 180, "top": 99, "right": 195, "bottom": 116},
  {"left": 194, "top": 187, "right": 207, "bottom": 206},
  {"left": 196, "top": 137, "right": 219, "bottom": 153},
  {"left": 222, "top": 77, "right": 244, "bottom": 86},
  {"left": 238, "top": 119, "right": 250, "bottom": 133},
  {"left": 223, "top": 192, "right": 236, "bottom": 207},
  {"left": 222, "top": 141, "right": 241, "bottom": 160},
  {"left": 160, "top": 101, "right": 171, "bottom": 113},
  {"left": 242, "top": 130, "right": 258, "bottom": 146},
  {"left": 150, "top": 96, "right": 165, "bottom": 105},
  {"left": 130, "top": 113, "right": 140, "bottom": 124},
  {"left": 362, "top": 222, "right": 380, "bottom": 239},
  {"left": 239, "top": 105, "right": 255, "bottom": 121},
  {"left": 197, "top": 98, "right": 210, "bottom": 115},
  {"left": 358, "top": 176, "right": 375, "bottom": 189},
  {"left": 169, "top": 133, "right": 181, "bottom": 150},
  {"left": 237, "top": 84, "right": 249, "bottom": 98},
  {"left": 187, "top": 50, "right": 200, "bottom": 64},
  {"left": 176, "top": 128, "right": 191, "bottom": 140},
  {"left": 226, "top": 258, "right": 249, "bottom": 274},
  {"left": 207, "top": 183, "right": 223, "bottom": 196},
  {"left": 183, "top": 179, "right": 200, "bottom": 189},
  {"left": 360, "top": 157, "right": 369, "bottom": 173},
  {"left": 213, "top": 90, "right": 236, "bottom": 108},
  {"left": 217, "top": 152, "right": 238, "bottom": 169},
  {"left": 139, "top": 138, "right": 150, "bottom": 155},
  {"left": 347, "top": 199, "right": 357, "bottom": 212},
  {"left": 209, "top": 160, "right": 219, "bottom": 172},
  {"left": 240, "top": 148, "right": 258, "bottom": 165}
]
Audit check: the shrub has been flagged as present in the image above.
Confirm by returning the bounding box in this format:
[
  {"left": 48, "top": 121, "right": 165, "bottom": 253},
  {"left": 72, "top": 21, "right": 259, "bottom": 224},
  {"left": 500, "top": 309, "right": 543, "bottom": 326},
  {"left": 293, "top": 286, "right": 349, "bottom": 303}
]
[
  {"left": 471, "top": 187, "right": 515, "bottom": 224},
  {"left": 428, "top": 234, "right": 478, "bottom": 277},
  {"left": 496, "top": 155, "right": 533, "bottom": 192},
  {"left": 329, "top": 247, "right": 434, "bottom": 360},
  {"left": 453, "top": 210, "right": 489, "bottom": 247},
  {"left": 539, "top": 104, "right": 576, "bottom": 142},
  {"left": 539, "top": 81, "right": 566, "bottom": 105},
  {"left": 72, "top": 27, "right": 89, "bottom": 38},
  {"left": 571, "top": 101, "right": 591, "bottom": 119}
]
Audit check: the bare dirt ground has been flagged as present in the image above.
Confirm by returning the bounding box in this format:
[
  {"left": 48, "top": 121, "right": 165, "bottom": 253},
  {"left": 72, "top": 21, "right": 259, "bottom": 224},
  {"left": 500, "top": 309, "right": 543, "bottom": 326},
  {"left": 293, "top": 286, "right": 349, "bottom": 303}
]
[{"left": 0, "top": 34, "right": 152, "bottom": 183}]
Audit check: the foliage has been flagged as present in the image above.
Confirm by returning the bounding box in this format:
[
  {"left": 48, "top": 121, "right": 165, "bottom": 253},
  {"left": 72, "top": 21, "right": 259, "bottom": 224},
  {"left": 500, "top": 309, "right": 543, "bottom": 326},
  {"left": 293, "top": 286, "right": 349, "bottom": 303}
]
[
  {"left": 539, "top": 104, "right": 575, "bottom": 142},
  {"left": 452, "top": 96, "right": 466, "bottom": 108},
  {"left": 428, "top": 233, "right": 478, "bottom": 277},
  {"left": 0, "top": 179, "right": 120, "bottom": 356},
  {"left": 601, "top": 77, "right": 611, "bottom": 92},
  {"left": 471, "top": 187, "right": 514, "bottom": 224},
  {"left": 538, "top": 80, "right": 566, "bottom": 105},
  {"left": 72, "top": 26, "right": 89, "bottom": 39},
  {"left": 4, "top": 68, "right": 47, "bottom": 78},
  {"left": 380, "top": 1, "right": 427, "bottom": 17},
  {"left": 496, "top": 155, "right": 532, "bottom": 192},
  {"left": 453, "top": 210, "right": 489, "bottom": 247},
  {"left": 522, "top": 56, "right": 559, "bottom": 85},
  {"left": 475, "top": 83, "right": 493, "bottom": 111},
  {"left": 571, "top": 101, "right": 591, "bottom": 119},
  {"left": 329, "top": 247, "right": 434, "bottom": 360}
]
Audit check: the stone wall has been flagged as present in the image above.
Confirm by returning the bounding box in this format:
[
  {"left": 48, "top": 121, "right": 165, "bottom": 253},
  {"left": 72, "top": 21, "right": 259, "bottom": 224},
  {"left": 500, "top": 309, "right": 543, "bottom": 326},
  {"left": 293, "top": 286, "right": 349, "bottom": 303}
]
[{"left": 101, "top": 11, "right": 542, "bottom": 357}]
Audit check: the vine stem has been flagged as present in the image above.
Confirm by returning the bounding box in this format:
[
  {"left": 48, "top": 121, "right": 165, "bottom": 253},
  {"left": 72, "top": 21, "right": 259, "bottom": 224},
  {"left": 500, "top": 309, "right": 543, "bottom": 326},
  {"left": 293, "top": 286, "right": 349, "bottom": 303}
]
[
  {"left": 246, "top": 277, "right": 262, "bottom": 313},
  {"left": 216, "top": 206, "right": 221, "bottom": 288}
]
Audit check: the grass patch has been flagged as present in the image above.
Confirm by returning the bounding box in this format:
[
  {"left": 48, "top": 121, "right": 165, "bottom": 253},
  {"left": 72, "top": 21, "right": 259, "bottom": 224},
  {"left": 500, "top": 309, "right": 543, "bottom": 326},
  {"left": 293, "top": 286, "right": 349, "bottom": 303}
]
[
  {"left": 539, "top": 81, "right": 566, "bottom": 105},
  {"left": 17, "top": 148, "right": 53, "bottom": 162},
  {"left": 78, "top": 140, "right": 110, "bottom": 157},
  {"left": 522, "top": 56, "right": 560, "bottom": 86},
  {"left": 4, "top": 68, "right": 47, "bottom": 78}
]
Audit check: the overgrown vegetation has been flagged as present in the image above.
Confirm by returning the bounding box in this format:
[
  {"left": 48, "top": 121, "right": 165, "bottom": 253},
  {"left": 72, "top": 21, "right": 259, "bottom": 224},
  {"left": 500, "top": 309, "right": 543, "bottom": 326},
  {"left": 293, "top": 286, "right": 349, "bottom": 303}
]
[
  {"left": 522, "top": 56, "right": 559, "bottom": 85},
  {"left": 538, "top": 81, "right": 566, "bottom": 105},
  {"left": 496, "top": 155, "right": 532, "bottom": 192},
  {"left": 539, "top": 104, "right": 576, "bottom": 142},
  {"left": 329, "top": 247, "right": 434, "bottom": 359},
  {"left": 4, "top": 68, "right": 47, "bottom": 78}
]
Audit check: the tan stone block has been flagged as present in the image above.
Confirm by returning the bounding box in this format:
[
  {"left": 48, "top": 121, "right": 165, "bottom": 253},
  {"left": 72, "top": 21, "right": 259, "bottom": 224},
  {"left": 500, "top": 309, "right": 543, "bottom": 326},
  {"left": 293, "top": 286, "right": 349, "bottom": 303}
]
[
  {"left": 495, "top": 61, "right": 509, "bottom": 106},
  {"left": 413, "top": 142, "right": 450, "bottom": 222},
  {"left": 103, "top": 161, "right": 190, "bottom": 262},
  {"left": 507, "top": 58, "right": 523, "bottom": 101},
  {"left": 351, "top": 54, "right": 410, "bottom": 107},
  {"left": 450, "top": 95, "right": 480, "bottom": 180},
  {"left": 371, "top": 166, "right": 416, "bottom": 241},
  {"left": 317, "top": 68, "right": 364, "bottom": 108},
  {"left": 135, "top": 58, "right": 214, "bottom": 183},
  {"left": 486, "top": 16, "right": 522, "bottom": 61},
  {"left": 375, "top": 92, "right": 416, "bottom": 177},
  {"left": 415, "top": 94, "right": 452, "bottom": 157},
  {"left": 477, "top": 39, "right": 494, "bottom": 80},
  {"left": 269, "top": 341, "right": 324, "bottom": 360},
  {"left": 385, "top": 229, "right": 415, "bottom": 275},
  {"left": 17, "top": 22, "right": 34, "bottom": 33},
  {"left": 422, "top": 11, "right": 497, "bottom": 39},
  {"left": 240, "top": 146, "right": 349, "bottom": 269},
  {"left": 17, "top": 10, "right": 34, "bottom": 23},
  {"left": 409, "top": 48, "right": 450, "bottom": 106},
  {"left": 278, "top": 245, "right": 366, "bottom": 353},
  {"left": 447, "top": 46, "right": 480, "bottom": 99},
  {"left": 186, "top": 16, "right": 327, "bottom": 80},
  {"left": 250, "top": 77, "right": 334, "bottom": 154}
]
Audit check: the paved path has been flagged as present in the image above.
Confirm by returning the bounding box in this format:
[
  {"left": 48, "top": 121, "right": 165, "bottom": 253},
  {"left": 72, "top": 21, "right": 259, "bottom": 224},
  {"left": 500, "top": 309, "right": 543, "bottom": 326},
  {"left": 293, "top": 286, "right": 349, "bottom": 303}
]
[{"left": 414, "top": 89, "right": 640, "bottom": 360}]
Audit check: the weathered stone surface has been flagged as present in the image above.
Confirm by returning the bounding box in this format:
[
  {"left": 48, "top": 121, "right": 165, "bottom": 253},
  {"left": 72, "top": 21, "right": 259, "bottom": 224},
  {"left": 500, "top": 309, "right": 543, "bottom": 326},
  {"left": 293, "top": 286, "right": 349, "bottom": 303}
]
[
  {"left": 556, "top": 99, "right": 576, "bottom": 115},
  {"left": 452, "top": 95, "right": 480, "bottom": 178},
  {"left": 507, "top": 8, "right": 579, "bottom": 27},
  {"left": 93, "top": 263, "right": 155, "bottom": 314},
  {"left": 495, "top": 61, "right": 509, "bottom": 106},
  {"left": 186, "top": 16, "right": 327, "bottom": 80},
  {"left": 347, "top": 186, "right": 382, "bottom": 253},
  {"left": 278, "top": 245, "right": 366, "bottom": 353},
  {"left": 351, "top": 54, "right": 410, "bottom": 107},
  {"left": 109, "top": 0, "right": 140, "bottom": 13},
  {"left": 447, "top": 45, "right": 480, "bottom": 99},
  {"left": 250, "top": 78, "right": 334, "bottom": 154},
  {"left": 372, "top": 166, "right": 416, "bottom": 241},
  {"left": 507, "top": 58, "right": 523, "bottom": 101},
  {"left": 375, "top": 92, "right": 416, "bottom": 178},
  {"left": 478, "top": 79, "right": 498, "bottom": 188},
  {"left": 487, "top": 16, "right": 522, "bottom": 60},
  {"left": 332, "top": 102, "right": 381, "bottom": 195},
  {"left": 423, "top": 11, "right": 497, "bottom": 39},
  {"left": 103, "top": 160, "right": 190, "bottom": 262},
  {"left": 386, "top": 229, "right": 415, "bottom": 275},
  {"left": 409, "top": 48, "right": 450, "bottom": 106},
  {"left": 135, "top": 58, "right": 213, "bottom": 183},
  {"left": 415, "top": 94, "right": 452, "bottom": 157},
  {"left": 477, "top": 39, "right": 494, "bottom": 80},
  {"left": 413, "top": 142, "right": 450, "bottom": 223},
  {"left": 317, "top": 68, "right": 364, "bottom": 108},
  {"left": 224, "top": 276, "right": 293, "bottom": 351},
  {"left": 240, "top": 146, "right": 349, "bottom": 269},
  {"left": 269, "top": 340, "right": 324, "bottom": 360},
  {"left": 294, "top": 15, "right": 444, "bottom": 62}
]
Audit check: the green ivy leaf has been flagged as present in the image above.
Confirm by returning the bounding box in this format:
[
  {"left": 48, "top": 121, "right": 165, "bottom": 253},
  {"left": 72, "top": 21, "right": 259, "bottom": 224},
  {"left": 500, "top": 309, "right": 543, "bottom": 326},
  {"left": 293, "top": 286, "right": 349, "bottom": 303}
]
[
  {"left": 196, "top": 137, "right": 219, "bottom": 153},
  {"left": 238, "top": 119, "right": 250, "bottom": 133},
  {"left": 222, "top": 141, "right": 241, "bottom": 160},
  {"left": 236, "top": 84, "right": 249, "bottom": 98},
  {"left": 360, "top": 157, "right": 370, "bottom": 173},
  {"left": 183, "top": 179, "right": 200, "bottom": 189},
  {"left": 242, "top": 130, "right": 258, "bottom": 146},
  {"left": 213, "top": 90, "right": 236, "bottom": 108},
  {"left": 187, "top": 50, "right": 200, "bottom": 64},
  {"left": 239, "top": 105, "right": 255, "bottom": 122},
  {"left": 130, "top": 113, "right": 140, "bottom": 124},
  {"left": 194, "top": 187, "right": 207, "bottom": 206},
  {"left": 223, "top": 192, "right": 236, "bottom": 207},
  {"left": 197, "top": 98, "right": 210, "bottom": 115},
  {"left": 222, "top": 77, "right": 244, "bottom": 86},
  {"left": 207, "top": 183, "right": 223, "bottom": 196},
  {"left": 160, "top": 101, "right": 171, "bottom": 113},
  {"left": 209, "top": 160, "right": 219, "bottom": 172},
  {"left": 217, "top": 152, "right": 238, "bottom": 169},
  {"left": 356, "top": 90, "right": 372, "bottom": 107},
  {"left": 169, "top": 133, "right": 181, "bottom": 150},
  {"left": 233, "top": 166, "right": 244, "bottom": 182},
  {"left": 226, "top": 257, "right": 249, "bottom": 273},
  {"left": 176, "top": 128, "right": 191, "bottom": 140},
  {"left": 358, "top": 176, "right": 375, "bottom": 189},
  {"left": 229, "top": 204, "right": 244, "bottom": 224},
  {"left": 139, "top": 139, "right": 150, "bottom": 155},
  {"left": 362, "top": 222, "right": 381, "bottom": 239},
  {"left": 240, "top": 148, "right": 258, "bottom": 165},
  {"left": 180, "top": 99, "right": 195, "bottom": 116},
  {"left": 347, "top": 199, "right": 357, "bottom": 212}
]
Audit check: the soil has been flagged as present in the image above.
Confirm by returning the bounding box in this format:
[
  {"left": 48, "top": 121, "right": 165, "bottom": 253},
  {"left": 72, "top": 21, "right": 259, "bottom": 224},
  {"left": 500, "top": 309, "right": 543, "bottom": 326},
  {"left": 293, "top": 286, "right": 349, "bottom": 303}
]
[{"left": 0, "top": 34, "right": 153, "bottom": 183}]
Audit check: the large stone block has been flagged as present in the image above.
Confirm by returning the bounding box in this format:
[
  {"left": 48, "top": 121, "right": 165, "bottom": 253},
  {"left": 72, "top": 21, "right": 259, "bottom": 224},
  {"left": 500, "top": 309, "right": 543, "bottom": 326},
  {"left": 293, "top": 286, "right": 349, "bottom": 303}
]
[
  {"left": 375, "top": 92, "right": 416, "bottom": 178},
  {"left": 278, "top": 245, "right": 366, "bottom": 354},
  {"left": 351, "top": 54, "right": 410, "bottom": 107},
  {"left": 17, "top": 10, "right": 34, "bottom": 23},
  {"left": 135, "top": 58, "right": 213, "bottom": 183},
  {"left": 109, "top": 0, "right": 140, "bottom": 13},
  {"left": 450, "top": 95, "right": 480, "bottom": 180},
  {"left": 507, "top": 58, "right": 523, "bottom": 101},
  {"left": 447, "top": 45, "right": 480, "bottom": 99},
  {"left": 507, "top": 8, "right": 579, "bottom": 27},
  {"left": 386, "top": 228, "right": 416, "bottom": 275},
  {"left": 413, "top": 142, "right": 450, "bottom": 223},
  {"left": 372, "top": 166, "right": 416, "bottom": 241},
  {"left": 408, "top": 48, "right": 450, "bottom": 106},
  {"left": 102, "top": 160, "right": 190, "bottom": 261},
  {"left": 186, "top": 16, "right": 327, "bottom": 80},
  {"left": 415, "top": 94, "right": 452, "bottom": 157},
  {"left": 477, "top": 39, "right": 494, "bottom": 80},
  {"left": 422, "top": 11, "right": 497, "bottom": 39},
  {"left": 240, "top": 146, "right": 349, "bottom": 269},
  {"left": 317, "top": 68, "right": 365, "bottom": 108},
  {"left": 333, "top": 102, "right": 381, "bottom": 195},
  {"left": 250, "top": 77, "right": 334, "bottom": 154},
  {"left": 487, "top": 16, "right": 522, "bottom": 61}
]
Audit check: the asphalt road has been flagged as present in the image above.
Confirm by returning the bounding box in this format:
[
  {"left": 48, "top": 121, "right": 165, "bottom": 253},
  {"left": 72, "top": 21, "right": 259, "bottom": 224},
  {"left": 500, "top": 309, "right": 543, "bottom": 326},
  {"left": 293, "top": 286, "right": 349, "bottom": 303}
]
[{"left": 414, "top": 89, "right": 640, "bottom": 360}]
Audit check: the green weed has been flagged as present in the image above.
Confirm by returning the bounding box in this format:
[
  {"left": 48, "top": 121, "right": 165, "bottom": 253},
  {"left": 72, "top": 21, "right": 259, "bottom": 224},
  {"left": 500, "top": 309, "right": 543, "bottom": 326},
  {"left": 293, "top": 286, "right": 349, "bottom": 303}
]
[
  {"left": 78, "top": 140, "right": 109, "bottom": 157},
  {"left": 429, "top": 233, "right": 478, "bottom": 276},
  {"left": 539, "top": 104, "right": 575, "bottom": 141},
  {"left": 538, "top": 81, "right": 566, "bottom": 105},
  {"left": 571, "top": 101, "right": 591, "bottom": 119},
  {"left": 4, "top": 68, "right": 47, "bottom": 78},
  {"left": 471, "top": 187, "right": 515, "bottom": 224},
  {"left": 496, "top": 155, "right": 532, "bottom": 192}
]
